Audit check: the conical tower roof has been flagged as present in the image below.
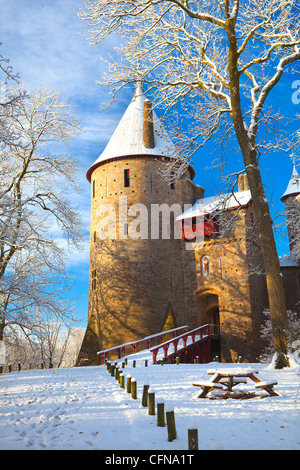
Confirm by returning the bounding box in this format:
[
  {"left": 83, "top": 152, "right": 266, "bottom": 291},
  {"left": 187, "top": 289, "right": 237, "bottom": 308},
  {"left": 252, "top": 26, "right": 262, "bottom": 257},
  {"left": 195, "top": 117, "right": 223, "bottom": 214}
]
[
  {"left": 87, "top": 83, "right": 189, "bottom": 181},
  {"left": 280, "top": 161, "right": 300, "bottom": 202}
]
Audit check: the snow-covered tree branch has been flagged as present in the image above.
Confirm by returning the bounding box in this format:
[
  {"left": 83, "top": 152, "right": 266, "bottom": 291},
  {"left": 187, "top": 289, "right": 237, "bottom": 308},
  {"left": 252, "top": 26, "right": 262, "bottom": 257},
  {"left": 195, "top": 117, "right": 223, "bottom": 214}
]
[{"left": 0, "top": 50, "right": 83, "bottom": 342}]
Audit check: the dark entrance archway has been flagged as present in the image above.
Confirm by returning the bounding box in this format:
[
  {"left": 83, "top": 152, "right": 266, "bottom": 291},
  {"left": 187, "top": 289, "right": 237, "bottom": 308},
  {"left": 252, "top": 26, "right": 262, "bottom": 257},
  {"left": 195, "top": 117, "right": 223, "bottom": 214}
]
[{"left": 197, "top": 290, "right": 221, "bottom": 360}]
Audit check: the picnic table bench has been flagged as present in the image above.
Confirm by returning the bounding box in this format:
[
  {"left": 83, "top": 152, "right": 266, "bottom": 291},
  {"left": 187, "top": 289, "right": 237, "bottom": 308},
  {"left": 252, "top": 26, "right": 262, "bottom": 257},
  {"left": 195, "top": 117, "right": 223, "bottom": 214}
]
[{"left": 193, "top": 368, "right": 279, "bottom": 398}]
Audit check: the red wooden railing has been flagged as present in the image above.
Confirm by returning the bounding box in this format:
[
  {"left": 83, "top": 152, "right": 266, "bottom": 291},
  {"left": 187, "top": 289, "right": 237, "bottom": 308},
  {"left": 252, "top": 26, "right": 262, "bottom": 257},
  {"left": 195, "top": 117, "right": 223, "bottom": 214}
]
[
  {"left": 97, "top": 326, "right": 188, "bottom": 365},
  {"left": 150, "top": 324, "right": 211, "bottom": 364}
]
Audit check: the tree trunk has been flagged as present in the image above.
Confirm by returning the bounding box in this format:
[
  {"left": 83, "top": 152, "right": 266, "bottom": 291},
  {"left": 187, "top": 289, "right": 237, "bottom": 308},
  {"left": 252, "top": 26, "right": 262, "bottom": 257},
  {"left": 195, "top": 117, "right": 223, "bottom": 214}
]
[
  {"left": 244, "top": 151, "right": 290, "bottom": 368},
  {"left": 231, "top": 120, "right": 290, "bottom": 369},
  {"left": 226, "top": 21, "right": 290, "bottom": 368}
]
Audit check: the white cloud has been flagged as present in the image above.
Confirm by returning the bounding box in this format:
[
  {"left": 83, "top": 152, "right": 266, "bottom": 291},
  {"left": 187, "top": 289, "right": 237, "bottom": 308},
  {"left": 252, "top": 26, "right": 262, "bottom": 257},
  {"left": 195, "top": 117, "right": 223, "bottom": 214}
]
[{"left": 0, "top": 0, "right": 110, "bottom": 103}]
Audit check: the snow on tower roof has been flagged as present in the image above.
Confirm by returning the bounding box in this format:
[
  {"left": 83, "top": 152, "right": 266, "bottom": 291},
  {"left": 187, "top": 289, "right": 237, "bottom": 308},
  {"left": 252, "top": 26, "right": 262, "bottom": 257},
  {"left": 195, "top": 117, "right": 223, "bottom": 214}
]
[
  {"left": 176, "top": 189, "right": 252, "bottom": 221},
  {"left": 86, "top": 82, "right": 181, "bottom": 182},
  {"left": 280, "top": 161, "right": 300, "bottom": 202}
]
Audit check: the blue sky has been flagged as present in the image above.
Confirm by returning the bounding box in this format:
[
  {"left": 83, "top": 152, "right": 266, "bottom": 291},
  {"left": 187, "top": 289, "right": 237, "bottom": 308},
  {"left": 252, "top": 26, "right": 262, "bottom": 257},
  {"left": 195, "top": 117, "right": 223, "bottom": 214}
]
[{"left": 1, "top": 0, "right": 299, "bottom": 327}]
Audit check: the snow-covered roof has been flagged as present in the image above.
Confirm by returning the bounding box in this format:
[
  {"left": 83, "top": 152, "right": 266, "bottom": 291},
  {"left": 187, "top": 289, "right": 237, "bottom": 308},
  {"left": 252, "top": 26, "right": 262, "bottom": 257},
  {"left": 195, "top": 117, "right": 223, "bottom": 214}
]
[
  {"left": 176, "top": 189, "right": 252, "bottom": 221},
  {"left": 86, "top": 82, "right": 178, "bottom": 181},
  {"left": 281, "top": 162, "right": 300, "bottom": 202}
]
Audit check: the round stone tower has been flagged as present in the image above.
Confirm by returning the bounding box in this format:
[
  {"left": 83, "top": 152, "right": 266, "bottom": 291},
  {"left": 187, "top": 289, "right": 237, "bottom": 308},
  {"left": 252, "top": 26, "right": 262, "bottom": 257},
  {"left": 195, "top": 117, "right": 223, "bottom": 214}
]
[{"left": 77, "top": 83, "right": 203, "bottom": 365}]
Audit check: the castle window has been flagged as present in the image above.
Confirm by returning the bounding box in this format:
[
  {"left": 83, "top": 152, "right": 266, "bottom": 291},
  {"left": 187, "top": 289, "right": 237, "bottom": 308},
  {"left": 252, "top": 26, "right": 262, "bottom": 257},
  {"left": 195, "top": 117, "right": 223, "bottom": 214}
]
[
  {"left": 93, "top": 231, "right": 97, "bottom": 242},
  {"left": 204, "top": 215, "right": 219, "bottom": 239},
  {"left": 92, "top": 180, "right": 95, "bottom": 198},
  {"left": 124, "top": 169, "right": 130, "bottom": 187},
  {"left": 170, "top": 172, "right": 175, "bottom": 190},
  {"left": 181, "top": 217, "right": 202, "bottom": 241},
  {"left": 201, "top": 256, "right": 210, "bottom": 275},
  {"left": 124, "top": 223, "right": 128, "bottom": 236},
  {"left": 91, "top": 269, "right": 97, "bottom": 290}
]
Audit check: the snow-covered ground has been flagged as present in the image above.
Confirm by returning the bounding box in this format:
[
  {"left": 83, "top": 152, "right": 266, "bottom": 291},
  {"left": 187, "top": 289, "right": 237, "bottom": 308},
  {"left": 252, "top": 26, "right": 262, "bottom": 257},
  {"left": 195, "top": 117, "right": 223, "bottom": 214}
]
[{"left": 0, "top": 354, "right": 299, "bottom": 451}]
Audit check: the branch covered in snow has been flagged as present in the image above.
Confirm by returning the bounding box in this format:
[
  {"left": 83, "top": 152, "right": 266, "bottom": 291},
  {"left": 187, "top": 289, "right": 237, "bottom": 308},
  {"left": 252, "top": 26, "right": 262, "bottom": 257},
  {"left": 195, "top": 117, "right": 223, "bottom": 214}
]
[{"left": 0, "top": 56, "right": 83, "bottom": 339}]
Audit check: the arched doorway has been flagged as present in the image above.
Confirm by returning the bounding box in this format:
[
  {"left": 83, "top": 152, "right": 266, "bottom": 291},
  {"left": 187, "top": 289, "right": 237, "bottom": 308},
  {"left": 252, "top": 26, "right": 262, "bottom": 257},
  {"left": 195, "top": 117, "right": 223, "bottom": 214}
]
[{"left": 197, "top": 290, "right": 221, "bottom": 359}]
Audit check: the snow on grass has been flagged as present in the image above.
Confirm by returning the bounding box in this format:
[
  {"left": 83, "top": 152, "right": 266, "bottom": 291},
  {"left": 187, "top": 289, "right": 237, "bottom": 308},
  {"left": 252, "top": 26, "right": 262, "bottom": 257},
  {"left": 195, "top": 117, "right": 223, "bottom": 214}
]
[{"left": 0, "top": 360, "right": 299, "bottom": 450}]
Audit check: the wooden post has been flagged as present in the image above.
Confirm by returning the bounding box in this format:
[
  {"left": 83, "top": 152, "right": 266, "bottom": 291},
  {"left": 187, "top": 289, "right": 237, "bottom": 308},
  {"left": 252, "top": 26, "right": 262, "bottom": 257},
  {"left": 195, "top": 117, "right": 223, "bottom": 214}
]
[
  {"left": 120, "top": 373, "right": 125, "bottom": 389},
  {"left": 133, "top": 360, "right": 136, "bottom": 368},
  {"left": 157, "top": 399, "right": 165, "bottom": 427},
  {"left": 166, "top": 408, "right": 177, "bottom": 442},
  {"left": 126, "top": 374, "right": 132, "bottom": 393},
  {"left": 188, "top": 427, "right": 198, "bottom": 450},
  {"left": 8, "top": 364, "right": 12, "bottom": 373},
  {"left": 18, "top": 362, "right": 22, "bottom": 372},
  {"left": 176, "top": 357, "right": 179, "bottom": 365},
  {"left": 145, "top": 360, "right": 148, "bottom": 367},
  {"left": 148, "top": 388, "right": 155, "bottom": 415},
  {"left": 131, "top": 378, "right": 137, "bottom": 399},
  {"left": 142, "top": 384, "right": 149, "bottom": 407}
]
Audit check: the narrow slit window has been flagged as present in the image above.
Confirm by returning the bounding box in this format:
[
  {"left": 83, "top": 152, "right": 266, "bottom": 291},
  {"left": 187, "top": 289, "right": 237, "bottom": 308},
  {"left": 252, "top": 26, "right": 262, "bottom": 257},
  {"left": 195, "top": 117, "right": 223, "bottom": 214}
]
[
  {"left": 124, "top": 169, "right": 130, "bottom": 187},
  {"left": 170, "top": 172, "right": 175, "bottom": 190},
  {"left": 92, "top": 180, "right": 95, "bottom": 198},
  {"left": 92, "top": 269, "right": 97, "bottom": 290}
]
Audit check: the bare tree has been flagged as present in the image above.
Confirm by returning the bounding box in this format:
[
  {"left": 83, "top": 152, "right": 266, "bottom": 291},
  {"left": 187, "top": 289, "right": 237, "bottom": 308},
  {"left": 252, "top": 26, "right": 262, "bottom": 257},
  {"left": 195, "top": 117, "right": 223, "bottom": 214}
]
[
  {"left": 260, "top": 309, "right": 300, "bottom": 364},
  {"left": 0, "top": 43, "right": 27, "bottom": 148},
  {"left": 4, "top": 316, "right": 83, "bottom": 369},
  {"left": 79, "top": 0, "right": 300, "bottom": 367},
  {"left": 59, "top": 327, "right": 85, "bottom": 368},
  {"left": 0, "top": 51, "right": 83, "bottom": 342}
]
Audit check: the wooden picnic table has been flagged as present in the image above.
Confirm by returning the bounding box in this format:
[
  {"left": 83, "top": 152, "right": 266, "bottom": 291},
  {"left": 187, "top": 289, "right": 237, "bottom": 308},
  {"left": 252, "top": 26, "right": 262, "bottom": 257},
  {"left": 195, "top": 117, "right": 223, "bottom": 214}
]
[{"left": 193, "top": 368, "right": 279, "bottom": 398}]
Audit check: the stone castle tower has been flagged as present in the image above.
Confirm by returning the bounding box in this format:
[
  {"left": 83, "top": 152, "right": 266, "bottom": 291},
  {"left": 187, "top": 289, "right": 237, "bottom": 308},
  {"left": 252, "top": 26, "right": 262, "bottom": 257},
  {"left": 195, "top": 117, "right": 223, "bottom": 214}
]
[
  {"left": 77, "top": 83, "right": 202, "bottom": 365},
  {"left": 77, "top": 83, "right": 300, "bottom": 366}
]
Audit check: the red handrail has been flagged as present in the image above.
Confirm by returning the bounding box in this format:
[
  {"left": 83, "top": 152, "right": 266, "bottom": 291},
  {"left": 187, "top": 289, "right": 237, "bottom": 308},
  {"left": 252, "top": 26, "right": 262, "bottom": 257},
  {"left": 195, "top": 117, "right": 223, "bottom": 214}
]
[
  {"left": 150, "top": 324, "right": 210, "bottom": 363},
  {"left": 97, "top": 325, "right": 188, "bottom": 364}
]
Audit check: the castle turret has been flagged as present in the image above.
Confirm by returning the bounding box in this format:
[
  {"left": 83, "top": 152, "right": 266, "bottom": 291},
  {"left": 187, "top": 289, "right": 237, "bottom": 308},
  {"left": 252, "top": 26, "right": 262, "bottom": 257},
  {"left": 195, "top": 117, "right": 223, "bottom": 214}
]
[
  {"left": 77, "top": 83, "right": 198, "bottom": 365},
  {"left": 281, "top": 160, "right": 300, "bottom": 261}
]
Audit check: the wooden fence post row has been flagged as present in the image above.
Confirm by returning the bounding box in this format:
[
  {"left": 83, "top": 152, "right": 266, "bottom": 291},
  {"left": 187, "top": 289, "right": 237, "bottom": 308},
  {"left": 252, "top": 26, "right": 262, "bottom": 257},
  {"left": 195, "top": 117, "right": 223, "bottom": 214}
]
[
  {"left": 106, "top": 361, "right": 201, "bottom": 448},
  {"left": 1, "top": 362, "right": 50, "bottom": 372}
]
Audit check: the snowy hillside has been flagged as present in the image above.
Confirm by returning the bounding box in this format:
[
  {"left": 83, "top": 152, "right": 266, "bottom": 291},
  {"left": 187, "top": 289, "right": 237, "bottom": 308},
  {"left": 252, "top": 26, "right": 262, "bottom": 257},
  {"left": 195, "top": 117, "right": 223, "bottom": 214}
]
[{"left": 0, "top": 359, "right": 299, "bottom": 451}]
